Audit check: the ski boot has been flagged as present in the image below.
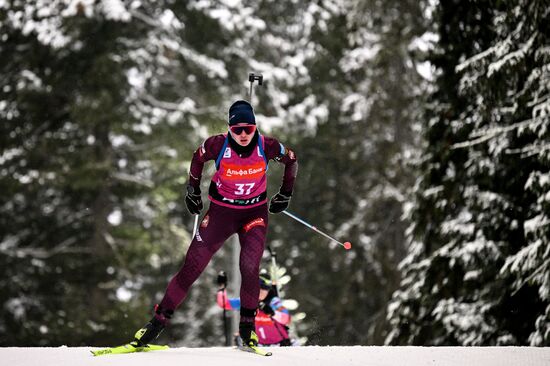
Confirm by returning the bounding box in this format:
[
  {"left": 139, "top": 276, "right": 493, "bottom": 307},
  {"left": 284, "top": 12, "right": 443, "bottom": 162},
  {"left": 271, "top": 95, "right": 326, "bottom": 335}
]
[
  {"left": 133, "top": 304, "right": 173, "bottom": 347},
  {"left": 239, "top": 321, "right": 259, "bottom": 347}
]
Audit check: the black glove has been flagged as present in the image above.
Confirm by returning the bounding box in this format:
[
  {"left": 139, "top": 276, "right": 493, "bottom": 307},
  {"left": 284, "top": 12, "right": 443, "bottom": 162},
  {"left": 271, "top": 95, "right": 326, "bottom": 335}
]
[
  {"left": 258, "top": 301, "right": 275, "bottom": 316},
  {"left": 217, "top": 271, "right": 228, "bottom": 289},
  {"left": 185, "top": 185, "right": 203, "bottom": 215},
  {"left": 269, "top": 191, "right": 291, "bottom": 214}
]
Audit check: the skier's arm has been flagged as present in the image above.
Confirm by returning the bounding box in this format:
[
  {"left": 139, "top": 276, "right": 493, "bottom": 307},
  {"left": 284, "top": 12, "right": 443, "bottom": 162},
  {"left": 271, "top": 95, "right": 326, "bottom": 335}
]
[
  {"left": 264, "top": 137, "right": 298, "bottom": 195},
  {"left": 269, "top": 296, "right": 291, "bottom": 325},
  {"left": 216, "top": 289, "right": 241, "bottom": 311},
  {"left": 188, "top": 135, "right": 225, "bottom": 189}
]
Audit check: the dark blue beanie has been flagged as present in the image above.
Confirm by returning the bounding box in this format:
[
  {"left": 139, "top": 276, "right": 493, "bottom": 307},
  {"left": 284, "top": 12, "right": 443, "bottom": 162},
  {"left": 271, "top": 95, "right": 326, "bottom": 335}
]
[{"left": 228, "top": 100, "right": 256, "bottom": 126}]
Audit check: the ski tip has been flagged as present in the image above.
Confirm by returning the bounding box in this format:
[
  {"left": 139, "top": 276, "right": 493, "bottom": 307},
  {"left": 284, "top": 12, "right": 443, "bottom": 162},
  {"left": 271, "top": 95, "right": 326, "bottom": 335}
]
[
  {"left": 90, "top": 349, "right": 109, "bottom": 357},
  {"left": 89, "top": 343, "right": 169, "bottom": 356},
  {"left": 147, "top": 344, "right": 170, "bottom": 351},
  {"left": 238, "top": 345, "right": 272, "bottom": 356}
]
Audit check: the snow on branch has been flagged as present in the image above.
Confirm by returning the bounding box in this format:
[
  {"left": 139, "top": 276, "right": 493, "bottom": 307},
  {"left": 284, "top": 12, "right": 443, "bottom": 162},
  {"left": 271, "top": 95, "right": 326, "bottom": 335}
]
[
  {"left": 129, "top": 8, "right": 182, "bottom": 31},
  {"left": 487, "top": 33, "right": 537, "bottom": 78},
  {"left": 505, "top": 143, "right": 550, "bottom": 157},
  {"left": 128, "top": 6, "right": 228, "bottom": 78},
  {"left": 175, "top": 44, "right": 228, "bottom": 79},
  {"left": 142, "top": 94, "right": 218, "bottom": 115},
  {"left": 0, "top": 235, "right": 91, "bottom": 259},
  {"left": 455, "top": 38, "right": 509, "bottom": 74},
  {"left": 112, "top": 172, "right": 154, "bottom": 188},
  {"left": 451, "top": 116, "right": 545, "bottom": 150}
]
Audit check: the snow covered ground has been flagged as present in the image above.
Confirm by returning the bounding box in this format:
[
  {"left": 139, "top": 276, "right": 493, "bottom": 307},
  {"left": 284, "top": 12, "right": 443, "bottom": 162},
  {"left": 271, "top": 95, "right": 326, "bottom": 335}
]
[{"left": 2, "top": 346, "right": 550, "bottom": 366}]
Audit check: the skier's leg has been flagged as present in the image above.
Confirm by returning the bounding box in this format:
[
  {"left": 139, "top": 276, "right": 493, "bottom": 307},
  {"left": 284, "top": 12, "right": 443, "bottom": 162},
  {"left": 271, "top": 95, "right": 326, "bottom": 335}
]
[
  {"left": 238, "top": 224, "right": 267, "bottom": 309},
  {"left": 237, "top": 209, "right": 268, "bottom": 346},
  {"left": 160, "top": 204, "right": 236, "bottom": 311},
  {"left": 135, "top": 204, "right": 235, "bottom": 345}
]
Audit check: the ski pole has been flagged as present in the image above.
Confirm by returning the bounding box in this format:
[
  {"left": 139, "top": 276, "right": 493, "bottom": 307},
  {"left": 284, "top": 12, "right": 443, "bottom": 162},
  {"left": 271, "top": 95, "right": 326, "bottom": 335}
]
[
  {"left": 217, "top": 271, "right": 229, "bottom": 346},
  {"left": 221, "top": 286, "right": 229, "bottom": 346},
  {"left": 267, "top": 245, "right": 280, "bottom": 295},
  {"left": 192, "top": 214, "right": 199, "bottom": 238},
  {"left": 282, "top": 210, "right": 352, "bottom": 250}
]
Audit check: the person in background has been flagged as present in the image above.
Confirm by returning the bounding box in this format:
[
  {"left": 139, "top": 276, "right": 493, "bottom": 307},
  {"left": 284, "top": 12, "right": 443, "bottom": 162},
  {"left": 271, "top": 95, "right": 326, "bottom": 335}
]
[{"left": 217, "top": 270, "right": 292, "bottom": 346}]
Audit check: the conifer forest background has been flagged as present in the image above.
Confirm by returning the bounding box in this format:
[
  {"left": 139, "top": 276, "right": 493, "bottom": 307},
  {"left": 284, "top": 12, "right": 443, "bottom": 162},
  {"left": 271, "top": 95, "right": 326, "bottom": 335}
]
[{"left": 1, "top": 0, "right": 549, "bottom": 347}]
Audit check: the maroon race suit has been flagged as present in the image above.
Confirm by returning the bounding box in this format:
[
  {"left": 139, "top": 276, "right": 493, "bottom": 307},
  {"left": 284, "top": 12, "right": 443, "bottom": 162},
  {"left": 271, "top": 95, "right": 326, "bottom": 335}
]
[{"left": 158, "top": 132, "right": 297, "bottom": 316}]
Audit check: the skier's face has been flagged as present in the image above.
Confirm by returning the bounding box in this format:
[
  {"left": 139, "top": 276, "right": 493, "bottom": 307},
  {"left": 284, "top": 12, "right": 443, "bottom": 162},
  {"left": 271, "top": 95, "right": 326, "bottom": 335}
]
[{"left": 229, "top": 123, "right": 256, "bottom": 146}]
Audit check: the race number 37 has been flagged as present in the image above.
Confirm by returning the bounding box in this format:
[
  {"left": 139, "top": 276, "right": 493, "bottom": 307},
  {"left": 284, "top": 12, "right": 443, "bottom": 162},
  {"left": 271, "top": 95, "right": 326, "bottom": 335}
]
[{"left": 235, "top": 183, "right": 255, "bottom": 195}]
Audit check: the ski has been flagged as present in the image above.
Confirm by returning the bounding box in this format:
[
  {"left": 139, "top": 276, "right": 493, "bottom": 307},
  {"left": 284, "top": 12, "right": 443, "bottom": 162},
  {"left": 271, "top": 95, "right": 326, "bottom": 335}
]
[
  {"left": 91, "top": 342, "right": 169, "bottom": 356},
  {"left": 237, "top": 345, "right": 272, "bottom": 357}
]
